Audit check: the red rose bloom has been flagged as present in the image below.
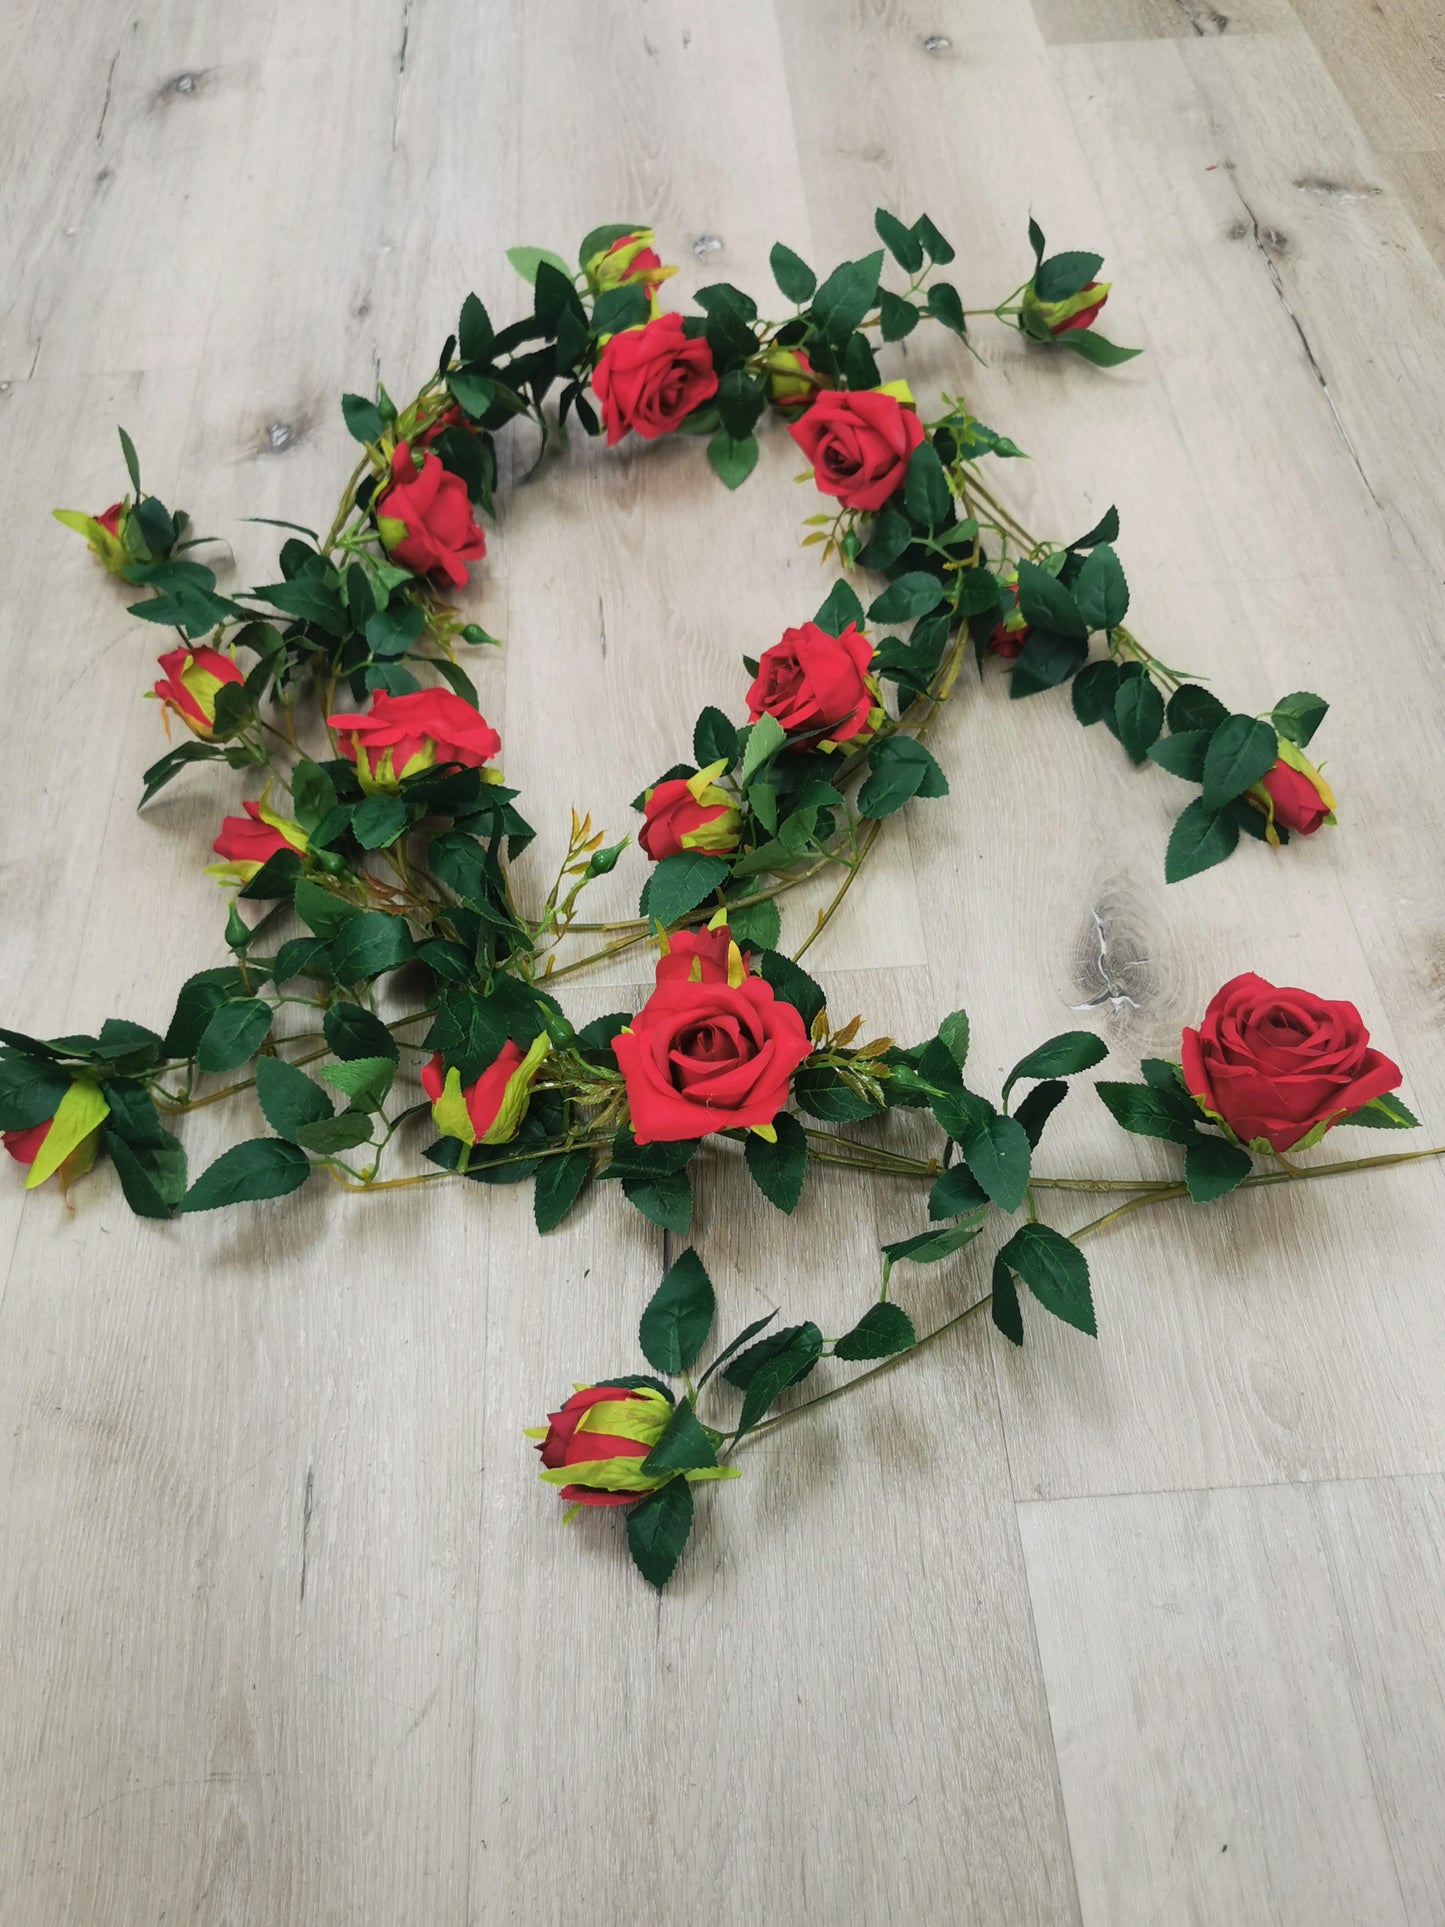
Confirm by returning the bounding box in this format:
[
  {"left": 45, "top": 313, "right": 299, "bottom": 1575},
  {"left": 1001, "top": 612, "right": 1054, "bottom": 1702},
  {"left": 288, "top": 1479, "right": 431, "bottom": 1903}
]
[
  {"left": 96, "top": 502, "right": 123, "bottom": 537},
  {"left": 613, "top": 969, "right": 814, "bottom": 1143},
  {"left": 533, "top": 1382, "right": 675, "bottom": 1508},
  {"left": 746, "top": 620, "right": 877, "bottom": 746},
  {"left": 787, "top": 387, "right": 925, "bottom": 513},
  {"left": 593, "top": 314, "right": 719, "bottom": 446},
  {"left": 1181, "top": 971, "right": 1402, "bottom": 1154},
  {"left": 1259, "top": 757, "right": 1332, "bottom": 835},
  {"left": 375, "top": 442, "right": 486, "bottom": 588},
  {"left": 638, "top": 766, "right": 741, "bottom": 862},
  {"left": 153, "top": 645, "right": 245, "bottom": 738},
  {"left": 328, "top": 688, "right": 501, "bottom": 789},
  {"left": 210, "top": 800, "right": 308, "bottom": 873},
  {"left": 420, "top": 1041, "right": 526, "bottom": 1137}
]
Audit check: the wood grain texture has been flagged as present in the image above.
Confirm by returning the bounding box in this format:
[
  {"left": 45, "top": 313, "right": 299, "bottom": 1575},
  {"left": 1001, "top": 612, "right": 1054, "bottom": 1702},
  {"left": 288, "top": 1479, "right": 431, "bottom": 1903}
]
[{"left": 2, "top": 0, "right": 1445, "bottom": 1921}]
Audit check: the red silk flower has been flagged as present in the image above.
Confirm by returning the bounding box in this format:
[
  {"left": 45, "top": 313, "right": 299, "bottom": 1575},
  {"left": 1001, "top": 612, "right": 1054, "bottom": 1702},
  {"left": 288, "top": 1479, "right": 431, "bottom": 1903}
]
[{"left": 375, "top": 442, "right": 486, "bottom": 588}]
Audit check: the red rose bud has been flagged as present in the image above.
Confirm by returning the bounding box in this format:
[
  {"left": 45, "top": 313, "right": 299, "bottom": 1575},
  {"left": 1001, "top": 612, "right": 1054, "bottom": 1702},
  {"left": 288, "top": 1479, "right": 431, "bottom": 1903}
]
[
  {"left": 1181, "top": 971, "right": 1402, "bottom": 1155},
  {"left": 988, "top": 569, "right": 1031, "bottom": 660},
  {"left": 206, "top": 798, "right": 309, "bottom": 885},
  {"left": 612, "top": 965, "right": 813, "bottom": 1143},
  {"left": 787, "top": 382, "right": 925, "bottom": 514},
  {"left": 328, "top": 688, "right": 501, "bottom": 793},
  {"left": 420, "top": 1033, "right": 549, "bottom": 1148},
  {"left": 4, "top": 1078, "right": 109, "bottom": 1193},
  {"left": 655, "top": 914, "right": 748, "bottom": 987},
  {"left": 152, "top": 645, "right": 245, "bottom": 739},
  {"left": 1250, "top": 741, "right": 1335, "bottom": 839},
  {"left": 762, "top": 346, "right": 829, "bottom": 411},
  {"left": 415, "top": 402, "right": 469, "bottom": 449},
  {"left": 53, "top": 501, "right": 130, "bottom": 574},
  {"left": 747, "top": 620, "right": 879, "bottom": 748},
  {"left": 1021, "top": 280, "right": 1111, "bottom": 337},
  {"left": 374, "top": 442, "right": 486, "bottom": 589},
  {"left": 593, "top": 314, "right": 719, "bottom": 446},
  {"left": 584, "top": 228, "right": 677, "bottom": 311},
  {"left": 638, "top": 761, "right": 741, "bottom": 861},
  {"left": 527, "top": 1382, "right": 738, "bottom": 1509}
]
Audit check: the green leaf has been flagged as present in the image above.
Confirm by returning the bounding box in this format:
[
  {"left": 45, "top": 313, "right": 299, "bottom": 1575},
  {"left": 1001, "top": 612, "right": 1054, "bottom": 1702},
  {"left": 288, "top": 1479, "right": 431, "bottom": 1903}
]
[
  {"left": 833, "top": 1302, "right": 916, "bottom": 1361},
  {"left": 1073, "top": 543, "right": 1129, "bottom": 631},
  {"left": 646, "top": 852, "right": 731, "bottom": 930},
  {"left": 878, "top": 290, "right": 919, "bottom": 341},
  {"left": 857, "top": 737, "right": 948, "bottom": 819},
  {"left": 139, "top": 740, "right": 226, "bottom": 807},
  {"left": 738, "top": 712, "right": 786, "bottom": 789},
  {"left": 118, "top": 425, "right": 142, "bottom": 495},
  {"left": 754, "top": 949, "right": 825, "bottom": 1029},
  {"left": 913, "top": 214, "right": 955, "bottom": 265},
  {"left": 734, "top": 1325, "right": 824, "bottom": 1438},
  {"left": 1058, "top": 329, "right": 1142, "bottom": 368},
  {"left": 997, "top": 1223, "right": 1095, "bottom": 1335},
  {"left": 938, "top": 1008, "right": 970, "bottom": 1069},
  {"left": 319, "top": 1055, "right": 396, "bottom": 1111},
  {"left": 1165, "top": 798, "right": 1240, "bottom": 883},
  {"left": 770, "top": 241, "right": 816, "bottom": 304},
  {"left": 1072, "top": 659, "right": 1121, "bottom": 727},
  {"left": 293, "top": 879, "right": 360, "bottom": 938},
  {"left": 294, "top": 1113, "right": 374, "bottom": 1156},
  {"left": 1095, "top": 1080, "right": 1201, "bottom": 1144},
  {"left": 1070, "top": 505, "right": 1120, "bottom": 550},
  {"left": 1271, "top": 690, "right": 1329, "bottom": 748},
  {"left": 458, "top": 290, "right": 493, "bottom": 359},
  {"left": 105, "top": 1125, "right": 187, "bottom": 1219},
  {"left": 324, "top": 1002, "right": 399, "bottom": 1064},
  {"left": 252, "top": 575, "right": 348, "bottom": 637},
  {"left": 1166, "top": 684, "right": 1229, "bottom": 735},
  {"left": 1003, "top": 1031, "right": 1107, "bottom": 1104},
  {"left": 810, "top": 250, "right": 884, "bottom": 343},
  {"left": 534, "top": 1149, "right": 591, "bottom": 1231},
  {"left": 1114, "top": 675, "right": 1165, "bottom": 764},
  {"left": 727, "top": 895, "right": 781, "bottom": 949},
  {"left": 929, "top": 1163, "right": 987, "bottom": 1219},
  {"left": 1014, "top": 1080, "right": 1068, "bottom": 1150},
  {"left": 1147, "top": 729, "right": 1212, "bottom": 782},
  {"left": 642, "top": 1399, "right": 720, "bottom": 1476},
  {"left": 622, "top": 1170, "right": 693, "bottom": 1233},
  {"left": 365, "top": 601, "right": 427, "bottom": 659},
  {"left": 329, "top": 910, "right": 414, "bottom": 983},
  {"left": 254, "top": 1056, "right": 333, "bottom": 1139},
  {"left": 744, "top": 1111, "right": 808, "bottom": 1213},
  {"left": 1184, "top": 1136, "right": 1253, "bottom": 1202},
  {"left": 882, "top": 1215, "right": 986, "bottom": 1272},
  {"left": 707, "top": 429, "right": 759, "bottom": 490},
  {"left": 639, "top": 1247, "right": 717, "bottom": 1374},
  {"left": 1034, "top": 250, "right": 1103, "bottom": 302},
  {"left": 341, "top": 392, "right": 383, "bottom": 444},
  {"left": 352, "top": 796, "right": 409, "bottom": 850},
  {"left": 991, "top": 1256, "right": 1024, "bottom": 1346},
  {"left": 904, "top": 442, "right": 951, "bottom": 529},
  {"left": 874, "top": 207, "right": 924, "bottom": 272},
  {"left": 626, "top": 1477, "right": 694, "bottom": 1591},
  {"left": 163, "top": 967, "right": 245, "bottom": 1058},
  {"left": 813, "top": 578, "right": 865, "bottom": 637},
  {"left": 1201, "top": 715, "right": 1278, "bottom": 809},
  {"left": 926, "top": 282, "right": 967, "bottom": 337},
  {"left": 791, "top": 1065, "right": 882, "bottom": 1123},
  {"left": 506, "top": 244, "right": 572, "bottom": 286},
  {"left": 1336, "top": 1092, "right": 1420, "bottom": 1130},
  {"left": 178, "top": 1138, "right": 311, "bottom": 1213},
  {"left": 939, "top": 1098, "right": 1032, "bottom": 1212},
  {"left": 0, "top": 1050, "right": 70, "bottom": 1131},
  {"left": 693, "top": 706, "right": 739, "bottom": 772},
  {"left": 196, "top": 998, "right": 272, "bottom": 1074},
  {"left": 1015, "top": 559, "right": 1087, "bottom": 640},
  {"left": 867, "top": 572, "right": 945, "bottom": 624}
]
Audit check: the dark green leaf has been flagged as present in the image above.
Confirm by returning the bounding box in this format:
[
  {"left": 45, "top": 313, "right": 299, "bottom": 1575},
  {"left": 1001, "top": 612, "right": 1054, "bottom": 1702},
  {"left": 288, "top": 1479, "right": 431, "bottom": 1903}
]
[
  {"left": 882, "top": 1215, "right": 985, "bottom": 1271},
  {"left": 341, "top": 392, "right": 383, "bottom": 444},
  {"left": 1010, "top": 631, "right": 1088, "bottom": 695},
  {"left": 904, "top": 442, "right": 951, "bottom": 529},
  {"left": 1147, "top": 729, "right": 1212, "bottom": 782},
  {"left": 646, "top": 852, "right": 731, "bottom": 930},
  {"left": 754, "top": 949, "right": 825, "bottom": 1029},
  {"left": 937, "top": 1097, "right": 1032, "bottom": 1211},
  {"left": 926, "top": 282, "right": 967, "bottom": 337},
  {"left": 1201, "top": 716, "right": 1278, "bottom": 810},
  {"left": 319, "top": 1055, "right": 396, "bottom": 1111},
  {"left": 929, "top": 1162, "right": 988, "bottom": 1218},
  {"left": 1034, "top": 250, "right": 1103, "bottom": 302},
  {"left": 792, "top": 1065, "right": 882, "bottom": 1123},
  {"left": 878, "top": 290, "right": 919, "bottom": 341},
  {"left": 833, "top": 1302, "right": 915, "bottom": 1361},
  {"left": 1271, "top": 691, "right": 1328, "bottom": 749},
  {"left": 1336, "top": 1092, "right": 1420, "bottom": 1130},
  {"left": 626, "top": 1477, "right": 693, "bottom": 1591},
  {"left": 874, "top": 207, "right": 924, "bottom": 272},
  {"left": 813, "top": 577, "right": 865, "bottom": 637},
  {"left": 997, "top": 1222, "right": 1095, "bottom": 1334},
  {"left": 622, "top": 1170, "right": 693, "bottom": 1233},
  {"left": 1115, "top": 675, "right": 1165, "bottom": 764},
  {"left": 770, "top": 242, "right": 816, "bottom": 304},
  {"left": 139, "top": 741, "right": 225, "bottom": 807},
  {"left": 1016, "top": 560, "right": 1087, "bottom": 640},
  {"left": 534, "top": 1149, "right": 590, "bottom": 1232},
  {"left": 810, "top": 250, "right": 884, "bottom": 343},
  {"left": 707, "top": 428, "right": 759, "bottom": 490},
  {"left": 0, "top": 1051, "right": 70, "bottom": 1130},
  {"left": 1072, "top": 659, "right": 1121, "bottom": 726},
  {"left": 118, "top": 425, "right": 142, "bottom": 495},
  {"left": 744, "top": 1111, "right": 808, "bottom": 1213},
  {"left": 254, "top": 1055, "right": 333, "bottom": 1139},
  {"left": 1014, "top": 1080, "right": 1068, "bottom": 1150},
  {"left": 1058, "top": 328, "right": 1142, "bottom": 367},
  {"left": 991, "top": 1256, "right": 1024, "bottom": 1345},
  {"left": 1070, "top": 505, "right": 1120, "bottom": 550},
  {"left": 196, "top": 998, "right": 272, "bottom": 1074},
  {"left": 329, "top": 911, "right": 414, "bottom": 983},
  {"left": 857, "top": 737, "right": 948, "bottom": 819},
  {"left": 105, "top": 1125, "right": 187, "bottom": 1219},
  {"left": 639, "top": 1247, "right": 716, "bottom": 1374},
  {"left": 694, "top": 706, "right": 739, "bottom": 772},
  {"left": 867, "top": 572, "right": 945, "bottom": 624},
  {"left": 324, "top": 1003, "right": 399, "bottom": 1063},
  {"left": 1003, "top": 1031, "right": 1107, "bottom": 1104},
  {"left": 642, "top": 1400, "right": 719, "bottom": 1476},
  {"left": 1073, "top": 543, "right": 1129, "bottom": 631},
  {"left": 1166, "top": 684, "right": 1229, "bottom": 735},
  {"left": 1165, "top": 798, "right": 1240, "bottom": 883},
  {"left": 294, "top": 1113, "right": 375, "bottom": 1156},
  {"left": 351, "top": 795, "right": 409, "bottom": 850},
  {"left": 1184, "top": 1136, "right": 1253, "bottom": 1202},
  {"left": 913, "top": 214, "right": 955, "bottom": 264},
  {"left": 178, "top": 1138, "right": 310, "bottom": 1213},
  {"left": 1095, "top": 1080, "right": 1201, "bottom": 1143},
  {"left": 734, "top": 1325, "right": 824, "bottom": 1438},
  {"left": 937, "top": 1009, "right": 970, "bottom": 1068}
]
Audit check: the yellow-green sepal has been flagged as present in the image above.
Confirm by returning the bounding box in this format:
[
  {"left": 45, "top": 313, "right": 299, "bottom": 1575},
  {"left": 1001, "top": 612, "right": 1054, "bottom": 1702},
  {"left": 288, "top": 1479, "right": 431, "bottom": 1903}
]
[{"left": 26, "top": 1079, "right": 110, "bottom": 1189}]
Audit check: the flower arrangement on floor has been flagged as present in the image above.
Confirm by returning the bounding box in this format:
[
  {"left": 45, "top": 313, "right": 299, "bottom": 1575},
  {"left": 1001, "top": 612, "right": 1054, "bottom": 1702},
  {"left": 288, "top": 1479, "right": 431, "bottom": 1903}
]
[{"left": 9, "top": 212, "right": 1434, "bottom": 1589}]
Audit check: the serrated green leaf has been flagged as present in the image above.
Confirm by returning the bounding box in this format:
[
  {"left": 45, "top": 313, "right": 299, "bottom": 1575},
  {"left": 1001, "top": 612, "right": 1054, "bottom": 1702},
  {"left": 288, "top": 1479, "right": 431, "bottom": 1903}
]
[
  {"left": 639, "top": 1247, "right": 716, "bottom": 1374},
  {"left": 254, "top": 1055, "right": 333, "bottom": 1139},
  {"left": 196, "top": 998, "right": 272, "bottom": 1074},
  {"left": 1165, "top": 798, "right": 1240, "bottom": 883},
  {"left": 1201, "top": 715, "right": 1278, "bottom": 809},
  {"left": 1003, "top": 1031, "right": 1107, "bottom": 1105},
  {"left": 744, "top": 1111, "right": 807, "bottom": 1213},
  {"left": 626, "top": 1477, "right": 693, "bottom": 1590},
  {"left": 997, "top": 1222, "right": 1095, "bottom": 1334},
  {"left": 1183, "top": 1136, "right": 1253, "bottom": 1201},
  {"left": 534, "top": 1149, "right": 591, "bottom": 1232},
  {"left": 178, "top": 1138, "right": 310, "bottom": 1213},
  {"left": 833, "top": 1302, "right": 916, "bottom": 1361}
]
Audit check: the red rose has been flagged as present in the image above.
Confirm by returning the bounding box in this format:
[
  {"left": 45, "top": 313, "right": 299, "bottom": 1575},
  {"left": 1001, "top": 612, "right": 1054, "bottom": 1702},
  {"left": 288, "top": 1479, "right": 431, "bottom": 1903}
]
[
  {"left": 208, "top": 800, "right": 308, "bottom": 882},
  {"left": 153, "top": 645, "right": 245, "bottom": 739},
  {"left": 3, "top": 1077, "right": 109, "bottom": 1191},
  {"left": 532, "top": 1382, "right": 676, "bottom": 1508},
  {"left": 96, "top": 502, "right": 124, "bottom": 537},
  {"left": 374, "top": 442, "right": 486, "bottom": 588},
  {"left": 613, "top": 967, "right": 814, "bottom": 1143},
  {"left": 787, "top": 385, "right": 925, "bottom": 513},
  {"left": 987, "top": 572, "right": 1030, "bottom": 659},
  {"left": 1181, "top": 971, "right": 1402, "bottom": 1154},
  {"left": 328, "top": 688, "right": 501, "bottom": 790},
  {"left": 638, "top": 763, "right": 741, "bottom": 861},
  {"left": 1257, "top": 752, "right": 1334, "bottom": 836},
  {"left": 1054, "top": 283, "right": 1107, "bottom": 335},
  {"left": 746, "top": 620, "right": 877, "bottom": 746},
  {"left": 421, "top": 1041, "right": 525, "bottom": 1138},
  {"left": 416, "top": 403, "right": 469, "bottom": 449},
  {"left": 593, "top": 314, "right": 719, "bottom": 446},
  {"left": 655, "top": 924, "right": 742, "bottom": 986}
]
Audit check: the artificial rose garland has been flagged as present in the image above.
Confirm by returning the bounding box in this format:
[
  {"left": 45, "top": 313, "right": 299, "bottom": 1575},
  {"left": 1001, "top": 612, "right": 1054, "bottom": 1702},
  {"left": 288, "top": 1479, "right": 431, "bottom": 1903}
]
[{"left": 17, "top": 210, "right": 1433, "bottom": 1594}]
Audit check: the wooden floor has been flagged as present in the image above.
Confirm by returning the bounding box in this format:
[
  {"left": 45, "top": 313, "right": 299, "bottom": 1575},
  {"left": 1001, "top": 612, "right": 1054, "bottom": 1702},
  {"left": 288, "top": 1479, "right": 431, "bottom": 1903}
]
[{"left": 2, "top": 2, "right": 1444, "bottom": 1922}]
